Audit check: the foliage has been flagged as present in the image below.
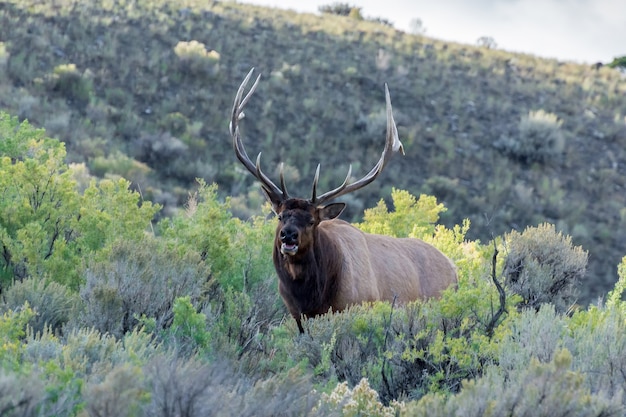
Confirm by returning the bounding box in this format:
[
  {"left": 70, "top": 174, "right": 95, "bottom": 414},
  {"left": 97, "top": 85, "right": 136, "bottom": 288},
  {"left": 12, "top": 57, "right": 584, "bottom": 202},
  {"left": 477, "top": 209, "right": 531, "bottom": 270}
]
[
  {"left": 166, "top": 296, "right": 211, "bottom": 355},
  {"left": 1, "top": 277, "right": 78, "bottom": 335},
  {"left": 83, "top": 363, "right": 148, "bottom": 417},
  {"left": 606, "top": 255, "right": 626, "bottom": 312},
  {"left": 0, "top": 305, "right": 34, "bottom": 371},
  {"left": 46, "top": 63, "right": 93, "bottom": 107},
  {"left": 0, "top": 113, "right": 160, "bottom": 291},
  {"left": 476, "top": 36, "right": 497, "bottom": 49},
  {"left": 77, "top": 237, "right": 211, "bottom": 339},
  {"left": 0, "top": 370, "right": 45, "bottom": 417},
  {"left": 158, "top": 181, "right": 276, "bottom": 292},
  {"left": 607, "top": 55, "right": 626, "bottom": 69},
  {"left": 173, "top": 40, "right": 220, "bottom": 77},
  {"left": 567, "top": 306, "right": 626, "bottom": 401},
  {"left": 357, "top": 188, "right": 445, "bottom": 237},
  {"left": 141, "top": 355, "right": 320, "bottom": 417},
  {"left": 494, "top": 109, "right": 565, "bottom": 164},
  {"left": 405, "top": 348, "right": 623, "bottom": 416},
  {"left": 318, "top": 3, "right": 360, "bottom": 17},
  {"left": 316, "top": 378, "right": 405, "bottom": 416},
  {"left": 503, "top": 223, "right": 588, "bottom": 312},
  {"left": 0, "top": 113, "right": 79, "bottom": 287}
]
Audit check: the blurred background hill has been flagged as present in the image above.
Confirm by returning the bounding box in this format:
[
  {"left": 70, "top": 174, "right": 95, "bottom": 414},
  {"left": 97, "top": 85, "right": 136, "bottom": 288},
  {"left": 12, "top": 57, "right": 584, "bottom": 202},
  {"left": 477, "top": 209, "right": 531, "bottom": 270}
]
[{"left": 0, "top": 0, "right": 625, "bottom": 304}]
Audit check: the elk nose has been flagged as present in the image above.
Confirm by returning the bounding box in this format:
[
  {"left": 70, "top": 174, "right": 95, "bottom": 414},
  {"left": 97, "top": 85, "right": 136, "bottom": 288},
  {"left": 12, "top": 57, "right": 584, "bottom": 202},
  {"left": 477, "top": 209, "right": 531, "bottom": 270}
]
[{"left": 280, "top": 227, "right": 298, "bottom": 243}]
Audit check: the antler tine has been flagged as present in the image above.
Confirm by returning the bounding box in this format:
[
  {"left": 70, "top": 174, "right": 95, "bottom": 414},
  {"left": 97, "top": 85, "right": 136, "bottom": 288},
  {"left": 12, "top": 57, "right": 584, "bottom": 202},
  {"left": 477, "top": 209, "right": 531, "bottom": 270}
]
[
  {"left": 230, "top": 69, "right": 285, "bottom": 201},
  {"left": 279, "top": 163, "right": 289, "bottom": 198},
  {"left": 314, "top": 84, "right": 403, "bottom": 206},
  {"left": 311, "top": 164, "right": 320, "bottom": 202},
  {"left": 311, "top": 164, "right": 352, "bottom": 204}
]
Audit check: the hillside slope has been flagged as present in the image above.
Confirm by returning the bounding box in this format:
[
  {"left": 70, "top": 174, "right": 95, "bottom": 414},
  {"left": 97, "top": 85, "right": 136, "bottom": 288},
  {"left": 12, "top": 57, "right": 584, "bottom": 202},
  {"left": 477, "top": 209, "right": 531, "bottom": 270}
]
[{"left": 0, "top": 0, "right": 625, "bottom": 302}]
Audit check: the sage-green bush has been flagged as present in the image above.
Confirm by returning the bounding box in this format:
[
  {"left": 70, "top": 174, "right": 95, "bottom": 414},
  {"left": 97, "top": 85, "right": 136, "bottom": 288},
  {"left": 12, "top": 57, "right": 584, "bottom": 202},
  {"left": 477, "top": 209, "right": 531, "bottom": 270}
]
[
  {"left": 405, "top": 348, "right": 622, "bottom": 416},
  {"left": 494, "top": 109, "right": 565, "bottom": 164},
  {"left": 46, "top": 63, "right": 93, "bottom": 107},
  {"left": 76, "top": 237, "right": 211, "bottom": 339},
  {"left": 0, "top": 277, "right": 78, "bottom": 335},
  {"left": 503, "top": 222, "right": 588, "bottom": 312}
]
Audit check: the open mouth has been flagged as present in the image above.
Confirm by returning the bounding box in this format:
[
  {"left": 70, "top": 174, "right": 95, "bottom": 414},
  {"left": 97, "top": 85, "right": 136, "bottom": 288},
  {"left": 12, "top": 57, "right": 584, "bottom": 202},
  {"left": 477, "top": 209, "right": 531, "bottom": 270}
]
[{"left": 280, "top": 243, "right": 298, "bottom": 255}]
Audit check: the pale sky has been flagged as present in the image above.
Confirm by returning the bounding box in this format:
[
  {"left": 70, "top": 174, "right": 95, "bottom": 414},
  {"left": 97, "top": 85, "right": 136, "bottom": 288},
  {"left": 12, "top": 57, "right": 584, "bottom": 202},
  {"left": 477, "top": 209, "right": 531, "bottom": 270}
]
[{"left": 241, "top": 0, "right": 625, "bottom": 64}]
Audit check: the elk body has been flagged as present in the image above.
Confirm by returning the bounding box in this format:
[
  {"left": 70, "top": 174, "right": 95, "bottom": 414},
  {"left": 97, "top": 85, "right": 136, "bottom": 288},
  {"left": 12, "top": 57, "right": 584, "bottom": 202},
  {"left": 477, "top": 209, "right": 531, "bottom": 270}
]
[{"left": 230, "top": 69, "right": 458, "bottom": 333}]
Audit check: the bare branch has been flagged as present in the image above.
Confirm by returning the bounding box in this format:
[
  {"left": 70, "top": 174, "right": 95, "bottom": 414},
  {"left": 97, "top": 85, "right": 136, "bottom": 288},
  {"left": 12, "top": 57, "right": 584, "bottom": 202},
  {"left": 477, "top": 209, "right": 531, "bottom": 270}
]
[{"left": 486, "top": 239, "right": 507, "bottom": 338}]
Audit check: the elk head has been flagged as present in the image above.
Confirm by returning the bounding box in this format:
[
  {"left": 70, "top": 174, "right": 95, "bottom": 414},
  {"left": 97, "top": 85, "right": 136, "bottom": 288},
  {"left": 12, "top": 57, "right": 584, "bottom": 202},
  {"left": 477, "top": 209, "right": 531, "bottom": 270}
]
[{"left": 229, "top": 69, "right": 404, "bottom": 257}]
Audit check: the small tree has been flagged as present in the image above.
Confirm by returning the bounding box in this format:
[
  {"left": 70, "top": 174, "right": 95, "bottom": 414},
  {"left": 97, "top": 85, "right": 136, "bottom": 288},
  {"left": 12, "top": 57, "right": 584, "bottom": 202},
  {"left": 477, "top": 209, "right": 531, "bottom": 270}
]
[
  {"left": 409, "top": 18, "right": 426, "bottom": 35},
  {"left": 0, "top": 112, "right": 160, "bottom": 291},
  {"left": 476, "top": 36, "right": 497, "bottom": 49},
  {"left": 607, "top": 55, "right": 626, "bottom": 71}
]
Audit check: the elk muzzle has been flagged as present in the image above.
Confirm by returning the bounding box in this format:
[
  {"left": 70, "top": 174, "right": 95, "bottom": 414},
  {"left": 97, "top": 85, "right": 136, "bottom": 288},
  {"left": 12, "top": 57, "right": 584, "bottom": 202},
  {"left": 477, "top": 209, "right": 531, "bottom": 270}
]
[{"left": 279, "top": 226, "right": 299, "bottom": 255}]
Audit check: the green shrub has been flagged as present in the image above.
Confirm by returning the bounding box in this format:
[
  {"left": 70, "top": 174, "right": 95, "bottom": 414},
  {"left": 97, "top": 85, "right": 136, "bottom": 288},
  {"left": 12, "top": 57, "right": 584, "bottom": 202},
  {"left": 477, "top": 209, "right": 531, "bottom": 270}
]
[
  {"left": 77, "top": 237, "right": 211, "bottom": 338},
  {"left": 131, "top": 132, "right": 188, "bottom": 168},
  {"left": 0, "top": 370, "right": 45, "bottom": 417},
  {"left": 0, "top": 304, "right": 35, "bottom": 372},
  {"left": 19, "top": 326, "right": 158, "bottom": 415},
  {"left": 318, "top": 3, "right": 358, "bottom": 16},
  {"left": 84, "top": 363, "right": 148, "bottom": 417},
  {"left": 173, "top": 40, "right": 220, "bottom": 77},
  {"left": 315, "top": 378, "right": 404, "bottom": 416},
  {"left": 142, "top": 355, "right": 320, "bottom": 416},
  {"left": 567, "top": 306, "right": 626, "bottom": 402},
  {"left": 160, "top": 112, "right": 189, "bottom": 137},
  {"left": 494, "top": 109, "right": 565, "bottom": 164},
  {"left": 158, "top": 181, "right": 276, "bottom": 292},
  {"left": 405, "top": 348, "right": 623, "bottom": 416},
  {"left": 47, "top": 63, "right": 93, "bottom": 107},
  {"left": 606, "top": 255, "right": 626, "bottom": 312},
  {"left": 503, "top": 223, "right": 588, "bottom": 312},
  {"left": 90, "top": 151, "right": 152, "bottom": 184},
  {"left": 607, "top": 55, "right": 626, "bottom": 70},
  {"left": 24, "top": 326, "right": 159, "bottom": 377},
  {"left": 496, "top": 305, "right": 566, "bottom": 370},
  {"left": 165, "top": 296, "right": 211, "bottom": 355},
  {"left": 357, "top": 188, "right": 445, "bottom": 237},
  {"left": 0, "top": 277, "right": 78, "bottom": 335},
  {"left": 0, "top": 114, "right": 78, "bottom": 287},
  {"left": 282, "top": 282, "right": 508, "bottom": 404},
  {"left": 209, "top": 281, "right": 286, "bottom": 372},
  {"left": 0, "top": 114, "right": 160, "bottom": 291}
]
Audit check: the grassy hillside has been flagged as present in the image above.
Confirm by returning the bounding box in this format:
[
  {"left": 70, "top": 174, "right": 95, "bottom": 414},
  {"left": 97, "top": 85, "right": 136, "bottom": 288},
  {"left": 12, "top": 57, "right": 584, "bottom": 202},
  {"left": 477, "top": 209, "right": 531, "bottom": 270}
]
[{"left": 1, "top": 0, "right": 625, "bottom": 303}]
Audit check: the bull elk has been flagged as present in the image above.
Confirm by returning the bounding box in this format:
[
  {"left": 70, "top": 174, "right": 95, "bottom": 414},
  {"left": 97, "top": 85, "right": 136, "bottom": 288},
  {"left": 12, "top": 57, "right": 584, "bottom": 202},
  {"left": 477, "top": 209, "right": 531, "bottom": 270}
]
[{"left": 229, "top": 69, "right": 457, "bottom": 333}]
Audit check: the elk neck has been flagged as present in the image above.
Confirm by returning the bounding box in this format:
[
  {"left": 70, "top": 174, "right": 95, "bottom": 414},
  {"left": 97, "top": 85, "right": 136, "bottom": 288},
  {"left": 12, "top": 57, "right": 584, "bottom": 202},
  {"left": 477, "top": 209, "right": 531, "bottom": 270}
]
[{"left": 273, "top": 226, "right": 342, "bottom": 315}]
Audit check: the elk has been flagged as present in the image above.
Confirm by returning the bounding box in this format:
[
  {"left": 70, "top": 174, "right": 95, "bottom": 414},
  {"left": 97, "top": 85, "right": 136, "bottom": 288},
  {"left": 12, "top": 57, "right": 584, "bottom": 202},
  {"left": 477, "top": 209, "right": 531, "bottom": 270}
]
[{"left": 229, "top": 69, "right": 457, "bottom": 333}]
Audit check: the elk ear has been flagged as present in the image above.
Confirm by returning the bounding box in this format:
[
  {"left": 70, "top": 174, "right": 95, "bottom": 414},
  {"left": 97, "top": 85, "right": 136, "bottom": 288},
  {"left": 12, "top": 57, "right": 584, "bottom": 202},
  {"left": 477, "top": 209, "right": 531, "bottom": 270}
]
[
  {"left": 318, "top": 203, "right": 346, "bottom": 221},
  {"left": 261, "top": 187, "right": 282, "bottom": 214}
]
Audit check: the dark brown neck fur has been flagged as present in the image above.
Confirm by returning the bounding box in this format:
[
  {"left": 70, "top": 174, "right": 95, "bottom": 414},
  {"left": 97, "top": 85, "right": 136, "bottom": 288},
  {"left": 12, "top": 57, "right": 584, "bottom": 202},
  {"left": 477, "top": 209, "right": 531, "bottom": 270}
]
[{"left": 273, "top": 227, "right": 342, "bottom": 319}]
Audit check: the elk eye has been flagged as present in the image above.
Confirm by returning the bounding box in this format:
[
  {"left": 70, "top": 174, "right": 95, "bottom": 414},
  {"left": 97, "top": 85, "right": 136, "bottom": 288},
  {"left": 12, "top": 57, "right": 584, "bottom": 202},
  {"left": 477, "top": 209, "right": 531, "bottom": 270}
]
[{"left": 277, "top": 214, "right": 283, "bottom": 221}]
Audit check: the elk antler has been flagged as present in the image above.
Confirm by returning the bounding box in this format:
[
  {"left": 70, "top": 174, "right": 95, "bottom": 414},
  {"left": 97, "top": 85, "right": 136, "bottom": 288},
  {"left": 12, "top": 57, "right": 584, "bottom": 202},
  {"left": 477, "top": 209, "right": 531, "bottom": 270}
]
[
  {"left": 230, "top": 69, "right": 404, "bottom": 207},
  {"left": 312, "top": 83, "right": 404, "bottom": 205},
  {"left": 229, "top": 68, "right": 288, "bottom": 203}
]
